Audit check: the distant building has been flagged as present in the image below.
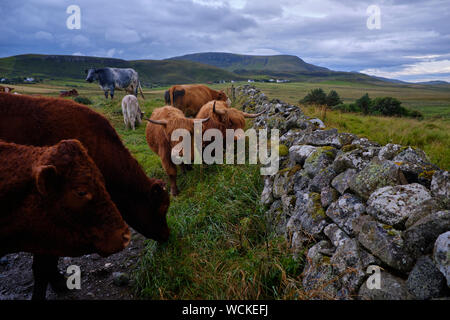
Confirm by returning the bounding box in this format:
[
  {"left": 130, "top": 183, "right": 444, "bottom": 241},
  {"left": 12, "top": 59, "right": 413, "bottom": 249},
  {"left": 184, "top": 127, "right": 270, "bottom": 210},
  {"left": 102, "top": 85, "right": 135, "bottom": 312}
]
[
  {"left": 276, "top": 79, "right": 290, "bottom": 83},
  {"left": 248, "top": 79, "right": 255, "bottom": 83},
  {"left": 24, "top": 77, "right": 35, "bottom": 82},
  {"left": 269, "top": 79, "right": 275, "bottom": 82}
]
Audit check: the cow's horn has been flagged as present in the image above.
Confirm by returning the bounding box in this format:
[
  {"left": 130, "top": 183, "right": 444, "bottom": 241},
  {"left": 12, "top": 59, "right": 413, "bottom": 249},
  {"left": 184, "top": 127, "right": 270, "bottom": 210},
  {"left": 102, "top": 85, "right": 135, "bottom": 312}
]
[
  {"left": 212, "top": 101, "right": 225, "bottom": 115},
  {"left": 242, "top": 109, "right": 266, "bottom": 118},
  {"left": 194, "top": 117, "right": 210, "bottom": 123},
  {"left": 147, "top": 118, "right": 168, "bottom": 126}
]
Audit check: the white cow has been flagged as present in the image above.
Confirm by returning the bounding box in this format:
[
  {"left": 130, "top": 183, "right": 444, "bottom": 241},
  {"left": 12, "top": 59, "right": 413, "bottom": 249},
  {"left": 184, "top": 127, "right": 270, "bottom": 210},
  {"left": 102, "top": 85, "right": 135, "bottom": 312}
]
[{"left": 121, "top": 95, "right": 144, "bottom": 130}]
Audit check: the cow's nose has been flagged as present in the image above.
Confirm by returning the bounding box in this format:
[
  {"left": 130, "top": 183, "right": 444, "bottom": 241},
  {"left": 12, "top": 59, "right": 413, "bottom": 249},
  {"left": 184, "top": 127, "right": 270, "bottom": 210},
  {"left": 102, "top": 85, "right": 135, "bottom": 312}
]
[{"left": 122, "top": 230, "right": 131, "bottom": 247}]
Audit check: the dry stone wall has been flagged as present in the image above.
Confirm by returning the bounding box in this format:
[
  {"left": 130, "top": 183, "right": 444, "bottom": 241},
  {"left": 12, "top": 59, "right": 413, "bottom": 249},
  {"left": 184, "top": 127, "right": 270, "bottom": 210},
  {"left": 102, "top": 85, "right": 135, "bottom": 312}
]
[{"left": 236, "top": 85, "right": 449, "bottom": 300}]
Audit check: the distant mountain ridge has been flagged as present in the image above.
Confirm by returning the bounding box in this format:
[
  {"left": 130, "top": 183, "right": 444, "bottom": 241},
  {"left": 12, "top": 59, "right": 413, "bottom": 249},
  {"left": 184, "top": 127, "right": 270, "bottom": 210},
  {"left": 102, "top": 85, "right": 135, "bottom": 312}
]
[
  {"left": 1, "top": 52, "right": 448, "bottom": 86},
  {"left": 169, "top": 52, "right": 329, "bottom": 73}
]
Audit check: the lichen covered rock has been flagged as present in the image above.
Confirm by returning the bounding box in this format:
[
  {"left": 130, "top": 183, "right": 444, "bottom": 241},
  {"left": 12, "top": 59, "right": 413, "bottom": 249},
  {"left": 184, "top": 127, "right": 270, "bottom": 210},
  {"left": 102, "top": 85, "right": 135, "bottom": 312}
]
[
  {"left": 349, "top": 158, "right": 407, "bottom": 200},
  {"left": 366, "top": 183, "right": 433, "bottom": 228},
  {"left": 406, "top": 256, "right": 447, "bottom": 299},
  {"left": 431, "top": 170, "right": 450, "bottom": 208},
  {"left": 320, "top": 187, "right": 339, "bottom": 208},
  {"left": 286, "top": 192, "right": 328, "bottom": 239},
  {"left": 304, "top": 146, "right": 338, "bottom": 178},
  {"left": 289, "top": 145, "right": 317, "bottom": 165},
  {"left": 392, "top": 147, "right": 437, "bottom": 186},
  {"left": 355, "top": 215, "right": 414, "bottom": 272},
  {"left": 331, "top": 169, "right": 357, "bottom": 194},
  {"left": 433, "top": 231, "right": 450, "bottom": 287},
  {"left": 326, "top": 193, "right": 366, "bottom": 236},
  {"left": 404, "top": 210, "right": 450, "bottom": 259},
  {"left": 358, "top": 271, "right": 411, "bottom": 300}
]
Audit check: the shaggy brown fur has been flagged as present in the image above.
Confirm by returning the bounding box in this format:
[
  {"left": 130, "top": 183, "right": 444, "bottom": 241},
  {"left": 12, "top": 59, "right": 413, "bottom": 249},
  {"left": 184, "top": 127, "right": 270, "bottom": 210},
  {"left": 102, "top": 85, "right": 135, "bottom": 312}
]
[
  {"left": 195, "top": 100, "right": 247, "bottom": 139},
  {"left": 146, "top": 106, "right": 206, "bottom": 196},
  {"left": 0, "top": 139, "right": 131, "bottom": 300},
  {"left": 165, "top": 84, "right": 230, "bottom": 117},
  {"left": 0, "top": 139, "right": 130, "bottom": 257},
  {"left": 0, "top": 93, "right": 170, "bottom": 242}
]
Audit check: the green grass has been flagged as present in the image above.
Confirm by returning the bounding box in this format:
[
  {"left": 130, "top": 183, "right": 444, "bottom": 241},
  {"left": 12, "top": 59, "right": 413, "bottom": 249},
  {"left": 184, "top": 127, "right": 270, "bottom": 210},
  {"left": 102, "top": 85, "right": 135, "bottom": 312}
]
[
  {"left": 61, "top": 90, "right": 307, "bottom": 300},
  {"left": 134, "top": 164, "right": 306, "bottom": 299}
]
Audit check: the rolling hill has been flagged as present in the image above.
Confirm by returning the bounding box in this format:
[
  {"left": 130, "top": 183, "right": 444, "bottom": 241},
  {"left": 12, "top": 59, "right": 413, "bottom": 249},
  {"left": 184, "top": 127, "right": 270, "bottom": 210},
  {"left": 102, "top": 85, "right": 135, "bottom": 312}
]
[
  {"left": 169, "top": 52, "right": 329, "bottom": 73},
  {"left": 0, "top": 54, "right": 242, "bottom": 85}
]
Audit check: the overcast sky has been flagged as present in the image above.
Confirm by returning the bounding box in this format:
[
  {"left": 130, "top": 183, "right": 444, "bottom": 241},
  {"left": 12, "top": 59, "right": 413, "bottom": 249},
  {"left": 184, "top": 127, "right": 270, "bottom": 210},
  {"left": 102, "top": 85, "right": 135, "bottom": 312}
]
[{"left": 0, "top": 0, "right": 449, "bottom": 82}]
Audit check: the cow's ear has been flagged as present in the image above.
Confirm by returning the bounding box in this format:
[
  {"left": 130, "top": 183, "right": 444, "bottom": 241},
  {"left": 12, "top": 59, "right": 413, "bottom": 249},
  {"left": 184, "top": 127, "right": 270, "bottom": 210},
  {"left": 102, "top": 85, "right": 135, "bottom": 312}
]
[{"left": 34, "top": 165, "right": 58, "bottom": 196}]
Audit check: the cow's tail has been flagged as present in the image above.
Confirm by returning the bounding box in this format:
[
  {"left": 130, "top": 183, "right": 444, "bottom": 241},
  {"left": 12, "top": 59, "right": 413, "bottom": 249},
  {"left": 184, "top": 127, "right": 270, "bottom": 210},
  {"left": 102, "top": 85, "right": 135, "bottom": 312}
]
[{"left": 138, "top": 81, "right": 145, "bottom": 100}]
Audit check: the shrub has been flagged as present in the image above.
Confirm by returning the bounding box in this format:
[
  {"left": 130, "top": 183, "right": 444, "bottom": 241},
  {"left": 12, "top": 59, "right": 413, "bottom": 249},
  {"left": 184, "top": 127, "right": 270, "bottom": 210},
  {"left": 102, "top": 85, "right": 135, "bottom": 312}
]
[
  {"left": 371, "top": 97, "right": 407, "bottom": 117},
  {"left": 326, "top": 90, "right": 342, "bottom": 107},
  {"left": 74, "top": 96, "right": 92, "bottom": 105},
  {"left": 301, "top": 88, "right": 327, "bottom": 105},
  {"left": 356, "top": 93, "right": 371, "bottom": 115}
]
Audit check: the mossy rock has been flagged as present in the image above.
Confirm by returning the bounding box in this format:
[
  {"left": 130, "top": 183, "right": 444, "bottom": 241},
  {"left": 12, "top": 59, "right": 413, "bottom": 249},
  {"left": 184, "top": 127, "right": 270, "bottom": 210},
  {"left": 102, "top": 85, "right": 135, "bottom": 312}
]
[
  {"left": 341, "top": 144, "right": 360, "bottom": 153},
  {"left": 277, "top": 144, "right": 289, "bottom": 157}
]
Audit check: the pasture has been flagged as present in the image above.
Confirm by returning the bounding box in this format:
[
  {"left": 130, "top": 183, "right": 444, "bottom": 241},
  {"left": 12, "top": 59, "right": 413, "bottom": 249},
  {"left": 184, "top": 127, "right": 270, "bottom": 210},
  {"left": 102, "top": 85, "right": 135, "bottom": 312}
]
[{"left": 9, "top": 79, "right": 450, "bottom": 299}]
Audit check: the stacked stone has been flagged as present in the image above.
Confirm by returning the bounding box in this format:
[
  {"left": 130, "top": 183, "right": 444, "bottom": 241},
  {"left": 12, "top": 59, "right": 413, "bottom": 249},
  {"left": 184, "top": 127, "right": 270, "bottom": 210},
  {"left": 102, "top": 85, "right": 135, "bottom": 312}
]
[{"left": 236, "top": 84, "right": 450, "bottom": 300}]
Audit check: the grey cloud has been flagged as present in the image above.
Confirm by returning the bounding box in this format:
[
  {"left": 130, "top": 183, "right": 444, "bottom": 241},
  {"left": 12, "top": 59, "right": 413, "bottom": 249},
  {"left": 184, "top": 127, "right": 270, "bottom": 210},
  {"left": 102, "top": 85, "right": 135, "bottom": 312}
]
[{"left": 0, "top": 0, "right": 448, "bottom": 81}]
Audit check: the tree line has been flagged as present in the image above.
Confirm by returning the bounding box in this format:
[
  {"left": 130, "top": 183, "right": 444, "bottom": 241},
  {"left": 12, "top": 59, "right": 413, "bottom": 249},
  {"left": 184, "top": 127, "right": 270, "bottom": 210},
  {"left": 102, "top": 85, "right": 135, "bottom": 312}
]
[{"left": 300, "top": 88, "right": 423, "bottom": 119}]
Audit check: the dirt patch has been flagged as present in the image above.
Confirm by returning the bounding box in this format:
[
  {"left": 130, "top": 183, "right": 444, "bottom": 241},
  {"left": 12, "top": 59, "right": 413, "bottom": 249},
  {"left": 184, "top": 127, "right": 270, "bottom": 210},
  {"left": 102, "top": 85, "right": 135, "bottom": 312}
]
[{"left": 0, "top": 230, "right": 148, "bottom": 300}]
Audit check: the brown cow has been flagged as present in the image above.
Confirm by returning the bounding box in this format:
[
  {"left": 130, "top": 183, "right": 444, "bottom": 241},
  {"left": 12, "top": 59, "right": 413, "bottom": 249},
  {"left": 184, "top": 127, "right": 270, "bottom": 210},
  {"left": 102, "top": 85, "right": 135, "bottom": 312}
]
[
  {"left": 0, "top": 139, "right": 130, "bottom": 299},
  {"left": 196, "top": 100, "right": 264, "bottom": 140},
  {"left": 59, "top": 89, "right": 79, "bottom": 97},
  {"left": 145, "top": 106, "right": 209, "bottom": 196},
  {"left": 165, "top": 84, "right": 231, "bottom": 117},
  {"left": 0, "top": 93, "right": 170, "bottom": 295},
  {"left": 0, "top": 93, "right": 169, "bottom": 242}
]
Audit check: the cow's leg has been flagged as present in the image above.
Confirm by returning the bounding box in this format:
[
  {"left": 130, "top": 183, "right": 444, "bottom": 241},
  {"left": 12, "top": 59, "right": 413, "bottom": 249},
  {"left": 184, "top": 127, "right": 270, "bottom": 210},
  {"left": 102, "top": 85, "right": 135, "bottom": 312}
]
[
  {"left": 104, "top": 90, "right": 109, "bottom": 99},
  {"left": 180, "top": 163, "right": 193, "bottom": 173},
  {"left": 160, "top": 151, "right": 179, "bottom": 196},
  {"left": 31, "top": 254, "right": 60, "bottom": 300},
  {"left": 110, "top": 88, "right": 115, "bottom": 100},
  {"left": 32, "top": 254, "right": 67, "bottom": 300}
]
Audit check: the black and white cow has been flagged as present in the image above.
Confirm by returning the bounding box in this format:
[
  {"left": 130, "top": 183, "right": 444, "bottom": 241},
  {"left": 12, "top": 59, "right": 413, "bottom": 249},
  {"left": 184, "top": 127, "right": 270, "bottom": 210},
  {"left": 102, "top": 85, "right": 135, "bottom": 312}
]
[{"left": 85, "top": 67, "right": 145, "bottom": 100}]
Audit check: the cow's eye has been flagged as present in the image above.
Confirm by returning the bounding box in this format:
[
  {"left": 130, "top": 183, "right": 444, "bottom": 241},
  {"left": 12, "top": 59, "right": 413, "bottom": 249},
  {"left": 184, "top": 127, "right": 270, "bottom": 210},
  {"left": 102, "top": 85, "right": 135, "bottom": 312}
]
[{"left": 77, "top": 191, "right": 87, "bottom": 197}]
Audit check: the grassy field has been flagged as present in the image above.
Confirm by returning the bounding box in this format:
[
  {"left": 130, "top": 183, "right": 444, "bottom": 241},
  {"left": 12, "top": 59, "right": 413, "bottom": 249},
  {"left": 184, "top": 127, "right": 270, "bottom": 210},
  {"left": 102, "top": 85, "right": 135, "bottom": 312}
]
[{"left": 7, "top": 79, "right": 450, "bottom": 299}]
